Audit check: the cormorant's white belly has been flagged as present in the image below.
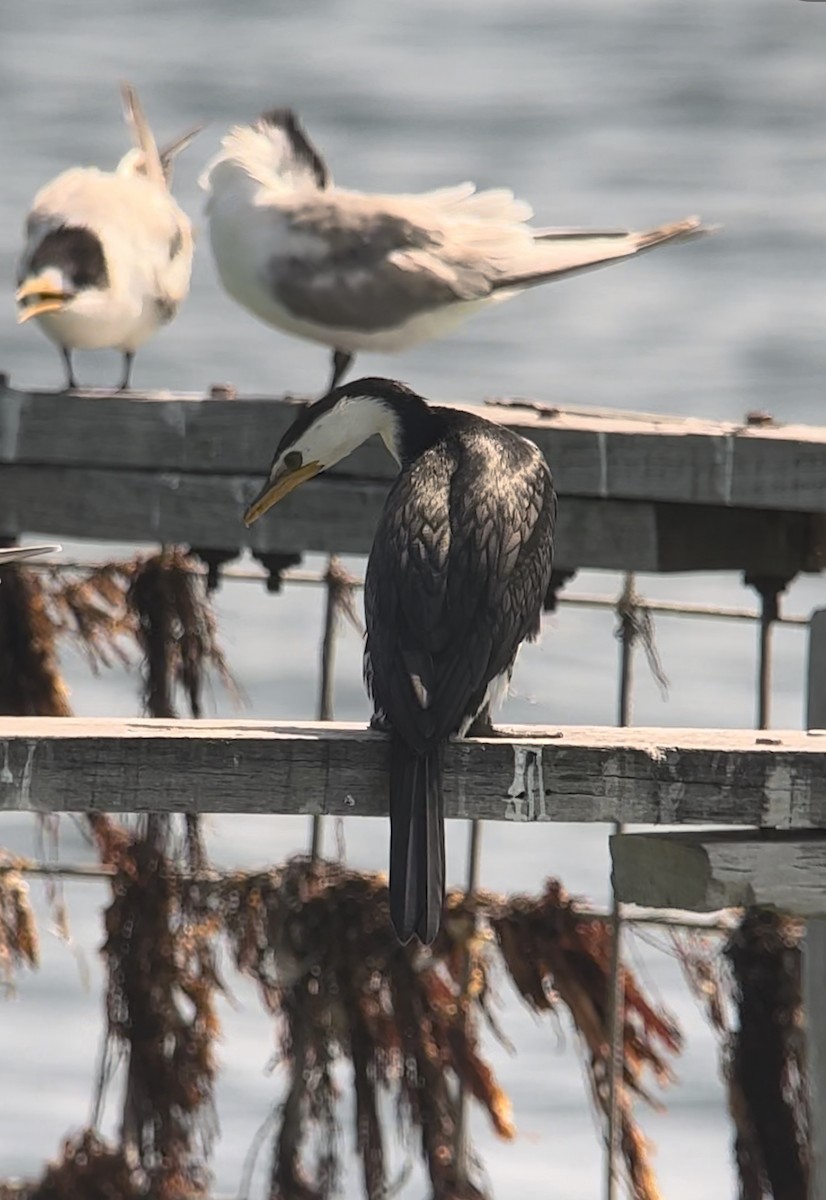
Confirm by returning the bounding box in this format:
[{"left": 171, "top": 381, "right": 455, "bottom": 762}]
[{"left": 458, "top": 669, "right": 512, "bottom": 737}]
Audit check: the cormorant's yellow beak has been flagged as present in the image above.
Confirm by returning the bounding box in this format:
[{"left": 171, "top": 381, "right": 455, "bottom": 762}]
[
  {"left": 16, "top": 275, "right": 71, "bottom": 323},
  {"left": 244, "top": 461, "right": 322, "bottom": 526}
]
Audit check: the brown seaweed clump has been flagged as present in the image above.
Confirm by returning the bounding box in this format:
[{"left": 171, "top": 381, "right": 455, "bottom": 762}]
[
  {"left": 90, "top": 814, "right": 222, "bottom": 1200},
  {"left": 0, "top": 549, "right": 234, "bottom": 718},
  {"left": 85, "top": 549, "right": 232, "bottom": 1196},
  {"left": 490, "top": 880, "right": 682, "bottom": 1200},
  {"left": 220, "top": 857, "right": 514, "bottom": 1200},
  {"left": 0, "top": 1130, "right": 141, "bottom": 1200},
  {"left": 0, "top": 859, "right": 39, "bottom": 989},
  {"left": 127, "top": 548, "right": 235, "bottom": 719},
  {"left": 0, "top": 564, "right": 71, "bottom": 716},
  {"left": 725, "top": 910, "right": 808, "bottom": 1200}
]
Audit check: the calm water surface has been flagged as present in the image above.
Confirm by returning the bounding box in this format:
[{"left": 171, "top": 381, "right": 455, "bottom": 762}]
[{"left": 1, "top": 1, "right": 825, "bottom": 1195}]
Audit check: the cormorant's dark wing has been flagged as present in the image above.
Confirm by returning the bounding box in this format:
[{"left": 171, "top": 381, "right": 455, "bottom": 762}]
[{"left": 365, "top": 428, "right": 556, "bottom": 753}]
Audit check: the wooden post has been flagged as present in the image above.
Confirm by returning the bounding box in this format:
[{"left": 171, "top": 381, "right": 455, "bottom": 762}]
[
  {"left": 606, "top": 573, "right": 636, "bottom": 1200},
  {"left": 805, "top": 609, "right": 826, "bottom": 1200}
]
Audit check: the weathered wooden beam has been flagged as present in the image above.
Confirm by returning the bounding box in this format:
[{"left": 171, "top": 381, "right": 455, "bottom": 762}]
[
  {"left": 0, "top": 464, "right": 818, "bottom": 575},
  {"left": 2, "top": 384, "right": 826, "bottom": 514},
  {"left": 805, "top": 608, "right": 826, "bottom": 1200},
  {"left": 0, "top": 719, "right": 825, "bottom": 822},
  {"left": 610, "top": 829, "right": 826, "bottom": 915}
]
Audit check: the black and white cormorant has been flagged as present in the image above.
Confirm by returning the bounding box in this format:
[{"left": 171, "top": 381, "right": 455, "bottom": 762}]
[{"left": 244, "top": 378, "right": 556, "bottom": 943}]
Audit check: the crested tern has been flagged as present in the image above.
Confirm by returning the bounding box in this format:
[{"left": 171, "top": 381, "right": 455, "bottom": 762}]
[
  {"left": 16, "top": 83, "right": 198, "bottom": 391},
  {"left": 201, "top": 108, "right": 709, "bottom": 392}
]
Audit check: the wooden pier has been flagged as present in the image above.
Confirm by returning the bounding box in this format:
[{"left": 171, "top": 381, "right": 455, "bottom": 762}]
[
  {"left": 1, "top": 718, "right": 825, "bottom": 824},
  {"left": 2, "top": 382, "right": 825, "bottom": 574},
  {"left": 3, "top": 380, "right": 826, "bottom": 1197}
]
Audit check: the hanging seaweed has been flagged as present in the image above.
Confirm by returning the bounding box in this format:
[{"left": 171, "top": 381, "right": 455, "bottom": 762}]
[
  {"left": 42, "top": 562, "right": 136, "bottom": 673},
  {"left": 84, "top": 548, "right": 231, "bottom": 1197},
  {"left": 90, "top": 812, "right": 221, "bottom": 1200},
  {"left": 219, "top": 857, "right": 514, "bottom": 1200},
  {"left": 489, "top": 880, "right": 682, "bottom": 1200},
  {"left": 0, "top": 564, "right": 71, "bottom": 716},
  {"left": 0, "top": 858, "right": 39, "bottom": 989},
  {"left": 672, "top": 929, "right": 730, "bottom": 1045},
  {"left": 127, "top": 547, "right": 234, "bottom": 718},
  {"left": 0, "top": 1130, "right": 141, "bottom": 1200},
  {"left": 725, "top": 909, "right": 808, "bottom": 1200}
]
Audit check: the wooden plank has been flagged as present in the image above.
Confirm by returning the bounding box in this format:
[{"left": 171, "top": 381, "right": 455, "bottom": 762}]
[
  {"left": 0, "top": 464, "right": 817, "bottom": 576},
  {"left": 0, "top": 719, "right": 825, "bottom": 822},
  {"left": 808, "top": 610, "right": 826, "bottom": 734},
  {"left": 610, "top": 829, "right": 826, "bottom": 916},
  {"left": 3, "top": 384, "right": 826, "bottom": 514},
  {"left": 806, "top": 609, "right": 826, "bottom": 1200},
  {"left": 805, "top": 917, "right": 826, "bottom": 1200}
]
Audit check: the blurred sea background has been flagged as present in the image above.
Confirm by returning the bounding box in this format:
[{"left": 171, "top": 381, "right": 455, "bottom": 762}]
[{"left": 1, "top": 0, "right": 825, "bottom": 1195}]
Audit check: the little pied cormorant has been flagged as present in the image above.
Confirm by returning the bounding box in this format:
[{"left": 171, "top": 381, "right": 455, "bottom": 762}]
[{"left": 244, "top": 378, "right": 556, "bottom": 943}]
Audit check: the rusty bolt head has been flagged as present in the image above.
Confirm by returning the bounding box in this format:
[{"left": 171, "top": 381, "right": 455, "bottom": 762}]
[
  {"left": 209, "top": 383, "right": 237, "bottom": 400},
  {"left": 745, "top": 410, "right": 775, "bottom": 427}
]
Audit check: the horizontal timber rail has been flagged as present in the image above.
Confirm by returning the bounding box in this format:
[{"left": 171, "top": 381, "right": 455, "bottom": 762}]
[
  {"left": 1, "top": 718, "right": 825, "bottom": 825},
  {"left": 2, "top": 384, "right": 825, "bottom": 575}
]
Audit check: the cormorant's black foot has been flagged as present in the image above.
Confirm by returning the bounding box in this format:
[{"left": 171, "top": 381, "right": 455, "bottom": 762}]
[{"left": 369, "top": 711, "right": 393, "bottom": 733}]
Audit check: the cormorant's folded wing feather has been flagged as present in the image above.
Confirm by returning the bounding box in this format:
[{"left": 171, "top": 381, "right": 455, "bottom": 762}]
[{"left": 365, "top": 426, "right": 556, "bottom": 752}]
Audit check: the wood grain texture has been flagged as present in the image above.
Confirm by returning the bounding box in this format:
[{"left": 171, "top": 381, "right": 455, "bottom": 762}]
[
  {"left": 805, "top": 614, "right": 826, "bottom": 1200},
  {"left": 0, "top": 464, "right": 817, "bottom": 575},
  {"left": 2, "top": 384, "right": 826, "bottom": 513},
  {"left": 0, "top": 719, "right": 825, "bottom": 824},
  {"left": 611, "top": 829, "right": 826, "bottom": 916}
]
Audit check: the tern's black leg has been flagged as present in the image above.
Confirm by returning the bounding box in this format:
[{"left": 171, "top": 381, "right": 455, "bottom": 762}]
[
  {"left": 60, "top": 347, "right": 78, "bottom": 391},
  {"left": 117, "top": 352, "right": 135, "bottom": 392},
  {"left": 327, "top": 348, "right": 353, "bottom": 393}
]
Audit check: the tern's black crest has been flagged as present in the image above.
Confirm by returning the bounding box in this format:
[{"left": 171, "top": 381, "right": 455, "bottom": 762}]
[
  {"left": 258, "top": 107, "right": 330, "bottom": 189},
  {"left": 26, "top": 225, "right": 109, "bottom": 291}
]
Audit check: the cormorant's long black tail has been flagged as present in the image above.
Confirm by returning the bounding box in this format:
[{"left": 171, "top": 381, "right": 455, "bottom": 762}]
[{"left": 388, "top": 735, "right": 445, "bottom": 944}]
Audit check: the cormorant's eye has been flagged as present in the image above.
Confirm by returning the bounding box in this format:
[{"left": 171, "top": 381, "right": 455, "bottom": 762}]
[{"left": 283, "top": 450, "right": 303, "bottom": 470}]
